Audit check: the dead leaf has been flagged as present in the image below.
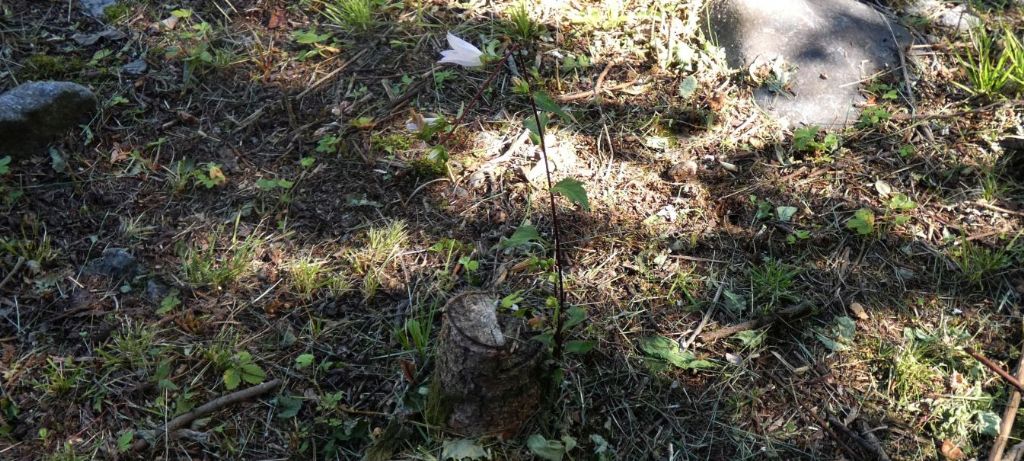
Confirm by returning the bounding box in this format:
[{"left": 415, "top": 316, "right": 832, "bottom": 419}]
[
  {"left": 848, "top": 302, "right": 868, "bottom": 320},
  {"left": 940, "top": 439, "right": 964, "bottom": 460},
  {"left": 399, "top": 360, "right": 416, "bottom": 383},
  {"left": 267, "top": 8, "right": 286, "bottom": 29}
]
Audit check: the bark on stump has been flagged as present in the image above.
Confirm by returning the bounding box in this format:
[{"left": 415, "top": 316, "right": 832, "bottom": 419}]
[{"left": 428, "top": 291, "right": 546, "bottom": 437}]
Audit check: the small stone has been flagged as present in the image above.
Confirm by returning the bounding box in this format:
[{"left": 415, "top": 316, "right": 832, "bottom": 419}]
[
  {"left": 71, "top": 29, "right": 126, "bottom": 46},
  {"left": 83, "top": 248, "right": 138, "bottom": 280},
  {"left": 121, "top": 58, "right": 148, "bottom": 75},
  {"left": 666, "top": 160, "right": 698, "bottom": 181},
  {"left": 145, "top": 279, "right": 169, "bottom": 304},
  {"left": 848, "top": 302, "right": 868, "bottom": 320},
  {"left": 0, "top": 81, "right": 97, "bottom": 159}
]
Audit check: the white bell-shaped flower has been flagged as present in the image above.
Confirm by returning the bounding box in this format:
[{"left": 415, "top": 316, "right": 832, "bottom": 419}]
[{"left": 438, "top": 32, "right": 483, "bottom": 68}]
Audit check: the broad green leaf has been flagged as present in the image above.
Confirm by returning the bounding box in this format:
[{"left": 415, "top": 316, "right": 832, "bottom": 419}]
[
  {"left": 845, "top": 208, "right": 875, "bottom": 235},
  {"left": 501, "top": 224, "right": 543, "bottom": 249},
  {"left": 640, "top": 335, "right": 714, "bottom": 369},
  {"left": 223, "top": 368, "right": 241, "bottom": 390},
  {"left": 888, "top": 193, "right": 916, "bottom": 211},
  {"left": 156, "top": 291, "right": 180, "bottom": 315},
  {"left": 240, "top": 363, "right": 266, "bottom": 384},
  {"left": 551, "top": 177, "right": 590, "bottom": 211},
  {"left": 116, "top": 431, "right": 133, "bottom": 452},
  {"left": 533, "top": 91, "right": 572, "bottom": 122},
  {"left": 565, "top": 340, "right": 595, "bottom": 354},
  {"left": 0, "top": 156, "right": 10, "bottom": 175},
  {"left": 275, "top": 396, "right": 302, "bottom": 419},
  {"left": 293, "top": 30, "right": 330, "bottom": 44},
  {"left": 295, "top": 353, "right": 315, "bottom": 369},
  {"left": 442, "top": 438, "right": 490, "bottom": 460},
  {"left": 524, "top": 113, "right": 549, "bottom": 144},
  {"left": 563, "top": 306, "right": 587, "bottom": 329},
  {"left": 776, "top": 206, "right": 797, "bottom": 222},
  {"left": 978, "top": 410, "right": 1001, "bottom": 436},
  {"left": 734, "top": 330, "right": 765, "bottom": 347},
  {"left": 171, "top": 8, "right": 192, "bottom": 18},
  {"left": 527, "top": 434, "right": 568, "bottom": 461},
  {"left": 678, "top": 75, "right": 698, "bottom": 98}
]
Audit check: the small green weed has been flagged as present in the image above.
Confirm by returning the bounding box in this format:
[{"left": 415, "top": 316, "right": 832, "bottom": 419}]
[
  {"left": 179, "top": 223, "right": 263, "bottom": 288},
  {"left": 857, "top": 106, "right": 891, "bottom": 128},
  {"left": 949, "top": 239, "right": 1010, "bottom": 285},
  {"left": 956, "top": 25, "right": 1024, "bottom": 97},
  {"left": 320, "top": 0, "right": 376, "bottom": 32},
  {"left": 347, "top": 220, "right": 408, "bottom": 299},
  {"left": 749, "top": 259, "right": 800, "bottom": 311},
  {"left": 504, "top": 1, "right": 544, "bottom": 41}
]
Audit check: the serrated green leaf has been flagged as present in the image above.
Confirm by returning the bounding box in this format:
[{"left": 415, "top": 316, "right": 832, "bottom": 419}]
[
  {"left": 776, "top": 206, "right": 797, "bottom": 222},
  {"left": 550, "top": 177, "right": 590, "bottom": 211},
  {"left": 116, "top": 431, "right": 134, "bottom": 452},
  {"left": 240, "top": 363, "right": 265, "bottom": 384},
  {"left": 978, "top": 410, "right": 1001, "bottom": 436},
  {"left": 223, "top": 368, "right": 241, "bottom": 390},
  {"left": 442, "top": 438, "right": 490, "bottom": 460},
  {"left": 295, "top": 353, "right": 314, "bottom": 369},
  {"left": 275, "top": 396, "right": 302, "bottom": 419},
  {"left": 678, "top": 75, "right": 698, "bottom": 98},
  {"left": 501, "top": 224, "right": 543, "bottom": 249},
  {"left": 156, "top": 291, "right": 180, "bottom": 315},
  {"left": 563, "top": 306, "right": 586, "bottom": 329}
]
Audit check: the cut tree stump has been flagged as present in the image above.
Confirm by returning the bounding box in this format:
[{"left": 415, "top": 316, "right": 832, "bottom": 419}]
[{"left": 428, "top": 291, "right": 546, "bottom": 437}]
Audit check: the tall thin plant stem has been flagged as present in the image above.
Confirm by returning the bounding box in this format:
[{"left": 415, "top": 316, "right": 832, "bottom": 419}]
[{"left": 513, "top": 52, "right": 568, "bottom": 362}]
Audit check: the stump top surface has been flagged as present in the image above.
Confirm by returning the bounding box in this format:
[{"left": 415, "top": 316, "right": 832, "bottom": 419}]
[{"left": 446, "top": 292, "right": 507, "bottom": 348}]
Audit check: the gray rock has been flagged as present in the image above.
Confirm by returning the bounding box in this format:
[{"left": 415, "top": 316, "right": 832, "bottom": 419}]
[
  {"left": 145, "top": 279, "right": 169, "bottom": 304},
  {"left": 84, "top": 248, "right": 138, "bottom": 280},
  {"left": 71, "top": 29, "right": 126, "bottom": 46},
  {"left": 707, "top": 0, "right": 909, "bottom": 128},
  {"left": 121, "top": 58, "right": 148, "bottom": 75},
  {"left": 903, "top": 0, "right": 981, "bottom": 33},
  {"left": 0, "top": 81, "right": 97, "bottom": 158},
  {"left": 81, "top": 0, "right": 117, "bottom": 18}
]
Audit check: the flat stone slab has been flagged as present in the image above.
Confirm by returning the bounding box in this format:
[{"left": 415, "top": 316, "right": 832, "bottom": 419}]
[
  {"left": 0, "top": 81, "right": 97, "bottom": 158},
  {"left": 707, "top": 0, "right": 910, "bottom": 128}
]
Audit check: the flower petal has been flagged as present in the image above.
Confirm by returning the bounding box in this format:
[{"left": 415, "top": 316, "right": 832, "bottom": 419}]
[{"left": 446, "top": 32, "right": 481, "bottom": 55}]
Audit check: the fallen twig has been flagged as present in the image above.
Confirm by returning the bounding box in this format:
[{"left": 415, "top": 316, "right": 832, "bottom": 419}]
[
  {"left": 555, "top": 78, "right": 640, "bottom": 102},
  {"left": 0, "top": 257, "right": 25, "bottom": 291},
  {"left": 990, "top": 321, "right": 1024, "bottom": 461},
  {"left": 296, "top": 49, "right": 369, "bottom": 100},
  {"left": 700, "top": 301, "right": 813, "bottom": 343},
  {"left": 131, "top": 379, "right": 282, "bottom": 451},
  {"left": 856, "top": 419, "right": 893, "bottom": 461},
  {"left": 965, "top": 347, "right": 1024, "bottom": 393}
]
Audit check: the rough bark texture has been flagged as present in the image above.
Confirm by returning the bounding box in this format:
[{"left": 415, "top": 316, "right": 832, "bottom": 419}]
[{"left": 429, "top": 291, "right": 545, "bottom": 437}]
